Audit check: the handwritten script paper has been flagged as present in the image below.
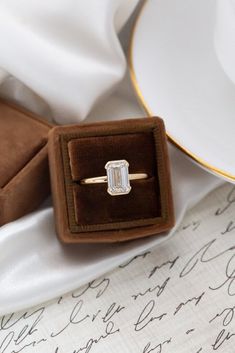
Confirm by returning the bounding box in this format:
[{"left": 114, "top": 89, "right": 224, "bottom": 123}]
[{"left": 1, "top": 183, "right": 235, "bottom": 353}]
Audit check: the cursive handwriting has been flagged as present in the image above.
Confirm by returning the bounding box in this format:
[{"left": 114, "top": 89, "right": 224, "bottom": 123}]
[
  {"left": 211, "top": 329, "right": 235, "bottom": 350},
  {"left": 72, "top": 278, "right": 110, "bottom": 299},
  {"left": 119, "top": 252, "right": 151, "bottom": 268},
  {"left": 209, "top": 253, "right": 235, "bottom": 296},
  {"left": 209, "top": 305, "right": 235, "bottom": 326},
  {"left": 72, "top": 321, "right": 119, "bottom": 353},
  {"left": 179, "top": 239, "right": 235, "bottom": 278},
  {"left": 131, "top": 277, "right": 170, "bottom": 301},
  {"left": 215, "top": 186, "right": 235, "bottom": 216},
  {"left": 181, "top": 220, "right": 201, "bottom": 231},
  {"left": 148, "top": 256, "right": 179, "bottom": 279},
  {"left": 142, "top": 337, "right": 172, "bottom": 353},
  {"left": 174, "top": 292, "right": 205, "bottom": 315},
  {"left": 0, "top": 308, "right": 45, "bottom": 353},
  {"left": 134, "top": 300, "right": 167, "bottom": 332},
  {"left": 221, "top": 220, "right": 235, "bottom": 235}
]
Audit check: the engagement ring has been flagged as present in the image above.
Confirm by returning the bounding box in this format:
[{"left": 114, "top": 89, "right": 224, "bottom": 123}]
[{"left": 80, "top": 160, "right": 148, "bottom": 196}]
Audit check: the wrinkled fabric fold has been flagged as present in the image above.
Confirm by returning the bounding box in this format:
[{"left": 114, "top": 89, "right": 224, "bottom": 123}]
[{"left": 0, "top": 0, "right": 138, "bottom": 122}]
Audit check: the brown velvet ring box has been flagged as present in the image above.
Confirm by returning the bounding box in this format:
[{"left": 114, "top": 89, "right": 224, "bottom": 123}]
[
  {"left": 48, "top": 117, "right": 174, "bottom": 243},
  {"left": 0, "top": 99, "right": 52, "bottom": 225}
]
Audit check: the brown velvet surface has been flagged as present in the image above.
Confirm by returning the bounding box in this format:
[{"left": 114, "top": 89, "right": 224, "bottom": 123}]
[
  {"left": 48, "top": 117, "right": 174, "bottom": 243},
  {"left": 73, "top": 178, "right": 160, "bottom": 225},
  {"left": 68, "top": 133, "right": 161, "bottom": 225},
  {"left": 0, "top": 99, "right": 52, "bottom": 226},
  {"left": 0, "top": 100, "right": 49, "bottom": 187}
]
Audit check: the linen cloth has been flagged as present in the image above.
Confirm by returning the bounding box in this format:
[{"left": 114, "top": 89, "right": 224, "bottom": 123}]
[{"left": 0, "top": 0, "right": 223, "bottom": 315}]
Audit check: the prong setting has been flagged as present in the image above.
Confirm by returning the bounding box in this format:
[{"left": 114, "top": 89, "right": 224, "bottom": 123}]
[{"left": 105, "top": 160, "right": 131, "bottom": 196}]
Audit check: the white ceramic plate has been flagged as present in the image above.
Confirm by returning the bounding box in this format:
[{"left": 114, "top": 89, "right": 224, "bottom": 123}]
[{"left": 130, "top": 0, "right": 235, "bottom": 182}]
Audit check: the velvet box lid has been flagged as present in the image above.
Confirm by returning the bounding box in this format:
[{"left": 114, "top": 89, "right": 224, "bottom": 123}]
[
  {"left": 48, "top": 117, "right": 174, "bottom": 243},
  {"left": 0, "top": 99, "right": 52, "bottom": 225}
]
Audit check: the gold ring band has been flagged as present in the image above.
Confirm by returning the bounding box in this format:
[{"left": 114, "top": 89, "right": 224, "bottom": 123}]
[{"left": 80, "top": 173, "right": 148, "bottom": 185}]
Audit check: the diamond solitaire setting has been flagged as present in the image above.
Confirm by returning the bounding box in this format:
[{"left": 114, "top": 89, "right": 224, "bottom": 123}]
[
  {"left": 105, "top": 160, "right": 131, "bottom": 196},
  {"left": 80, "top": 160, "right": 148, "bottom": 195}
]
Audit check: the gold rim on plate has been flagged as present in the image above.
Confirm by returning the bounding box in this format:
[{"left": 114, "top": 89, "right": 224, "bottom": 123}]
[{"left": 128, "top": 0, "right": 235, "bottom": 182}]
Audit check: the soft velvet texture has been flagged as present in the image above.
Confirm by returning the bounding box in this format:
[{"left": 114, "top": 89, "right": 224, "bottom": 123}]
[
  {"left": 68, "top": 133, "right": 161, "bottom": 225},
  {"left": 48, "top": 117, "right": 174, "bottom": 243},
  {"left": 0, "top": 99, "right": 49, "bottom": 187},
  {"left": 73, "top": 178, "right": 160, "bottom": 225},
  {"left": 0, "top": 99, "right": 52, "bottom": 225}
]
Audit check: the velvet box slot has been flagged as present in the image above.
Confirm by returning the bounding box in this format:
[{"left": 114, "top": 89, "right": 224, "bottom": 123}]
[
  {"left": 0, "top": 99, "right": 52, "bottom": 226},
  {"left": 48, "top": 117, "right": 174, "bottom": 243}
]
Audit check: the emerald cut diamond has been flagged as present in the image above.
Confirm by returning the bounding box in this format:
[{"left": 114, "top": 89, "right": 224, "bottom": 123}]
[{"left": 105, "top": 160, "right": 131, "bottom": 196}]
